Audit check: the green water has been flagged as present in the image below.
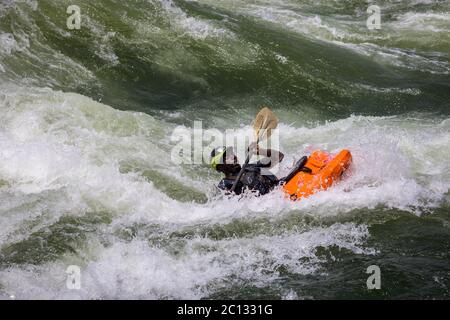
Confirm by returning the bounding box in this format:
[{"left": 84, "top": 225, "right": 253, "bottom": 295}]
[{"left": 0, "top": 0, "right": 449, "bottom": 299}]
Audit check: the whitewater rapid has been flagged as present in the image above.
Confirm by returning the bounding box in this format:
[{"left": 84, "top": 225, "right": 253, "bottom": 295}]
[
  {"left": 0, "top": 0, "right": 449, "bottom": 299},
  {"left": 0, "top": 85, "right": 449, "bottom": 298}
]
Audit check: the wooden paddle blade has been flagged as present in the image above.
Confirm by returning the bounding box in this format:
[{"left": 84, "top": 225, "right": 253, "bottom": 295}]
[
  {"left": 230, "top": 106, "right": 278, "bottom": 193},
  {"left": 253, "top": 106, "right": 278, "bottom": 141}
]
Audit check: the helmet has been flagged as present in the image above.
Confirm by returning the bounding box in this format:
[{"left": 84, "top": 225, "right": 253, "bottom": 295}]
[
  {"left": 210, "top": 146, "right": 235, "bottom": 170},
  {"left": 210, "top": 146, "right": 227, "bottom": 170}
]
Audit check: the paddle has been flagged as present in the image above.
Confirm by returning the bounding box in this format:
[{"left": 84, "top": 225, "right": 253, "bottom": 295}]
[{"left": 230, "top": 107, "right": 279, "bottom": 193}]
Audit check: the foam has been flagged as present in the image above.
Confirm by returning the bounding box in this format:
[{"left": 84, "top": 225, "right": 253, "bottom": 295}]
[
  {"left": 0, "top": 0, "right": 449, "bottom": 298},
  {"left": 159, "top": 0, "right": 231, "bottom": 40},
  {"left": 333, "top": 41, "right": 450, "bottom": 74},
  {"left": 0, "top": 223, "right": 373, "bottom": 299},
  {"left": 82, "top": 16, "right": 120, "bottom": 66},
  {"left": 0, "top": 84, "right": 448, "bottom": 299},
  {"left": 1, "top": 88, "right": 448, "bottom": 232},
  {"left": 227, "top": 1, "right": 450, "bottom": 73},
  {"left": 277, "top": 116, "right": 450, "bottom": 213},
  {"left": 393, "top": 12, "right": 450, "bottom": 32},
  {"left": 0, "top": 5, "right": 96, "bottom": 87},
  {"left": 0, "top": 33, "right": 19, "bottom": 56},
  {"left": 246, "top": 6, "right": 350, "bottom": 42}
]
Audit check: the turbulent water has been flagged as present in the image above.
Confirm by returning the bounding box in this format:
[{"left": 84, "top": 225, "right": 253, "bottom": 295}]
[{"left": 0, "top": 0, "right": 449, "bottom": 299}]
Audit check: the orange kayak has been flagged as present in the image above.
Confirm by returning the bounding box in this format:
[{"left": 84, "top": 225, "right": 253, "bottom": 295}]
[{"left": 283, "top": 149, "right": 352, "bottom": 201}]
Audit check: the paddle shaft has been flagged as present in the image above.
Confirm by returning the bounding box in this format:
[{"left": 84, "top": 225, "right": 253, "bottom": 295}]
[{"left": 230, "top": 151, "right": 252, "bottom": 193}]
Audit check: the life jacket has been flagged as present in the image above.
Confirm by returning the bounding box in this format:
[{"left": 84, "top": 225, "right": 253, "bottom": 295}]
[{"left": 218, "top": 164, "right": 279, "bottom": 196}]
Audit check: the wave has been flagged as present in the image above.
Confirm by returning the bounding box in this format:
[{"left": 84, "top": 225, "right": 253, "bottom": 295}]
[
  {"left": 0, "top": 222, "right": 372, "bottom": 299},
  {"left": 0, "top": 0, "right": 449, "bottom": 115},
  {"left": 0, "top": 86, "right": 448, "bottom": 240},
  {"left": 0, "top": 0, "right": 449, "bottom": 299}
]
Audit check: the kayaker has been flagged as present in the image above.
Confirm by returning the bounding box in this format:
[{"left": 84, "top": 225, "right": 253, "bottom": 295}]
[{"left": 210, "top": 143, "right": 285, "bottom": 196}]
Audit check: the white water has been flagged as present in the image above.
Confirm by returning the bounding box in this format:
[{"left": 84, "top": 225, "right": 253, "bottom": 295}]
[
  {"left": 0, "top": 85, "right": 449, "bottom": 298},
  {"left": 0, "top": 222, "right": 373, "bottom": 299},
  {"left": 0, "top": 0, "right": 449, "bottom": 299}
]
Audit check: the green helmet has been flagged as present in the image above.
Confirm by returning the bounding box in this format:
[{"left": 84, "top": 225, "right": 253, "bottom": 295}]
[{"left": 210, "top": 146, "right": 232, "bottom": 169}]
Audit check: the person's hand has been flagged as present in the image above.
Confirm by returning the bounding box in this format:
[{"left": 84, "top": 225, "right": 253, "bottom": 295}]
[{"left": 248, "top": 142, "right": 259, "bottom": 155}]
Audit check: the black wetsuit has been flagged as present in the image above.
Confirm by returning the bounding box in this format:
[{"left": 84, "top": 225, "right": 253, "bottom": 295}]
[{"left": 217, "top": 161, "right": 279, "bottom": 196}]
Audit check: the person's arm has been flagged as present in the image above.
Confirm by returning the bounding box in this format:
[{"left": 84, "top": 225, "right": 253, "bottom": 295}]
[
  {"left": 248, "top": 143, "right": 284, "bottom": 168},
  {"left": 260, "top": 148, "right": 284, "bottom": 167}
]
